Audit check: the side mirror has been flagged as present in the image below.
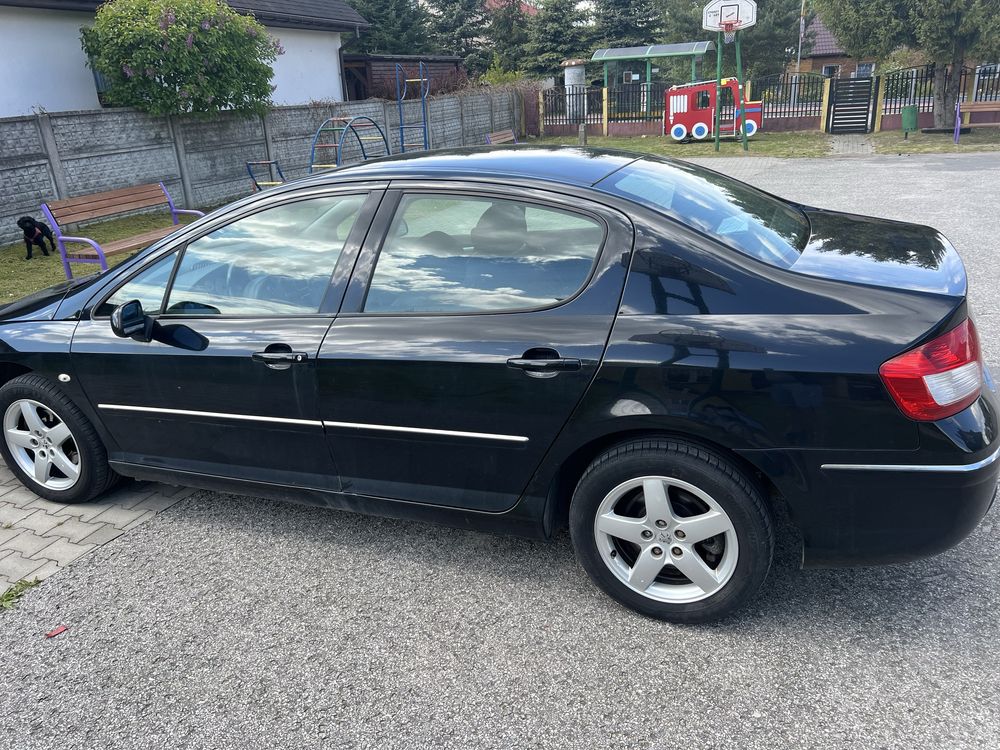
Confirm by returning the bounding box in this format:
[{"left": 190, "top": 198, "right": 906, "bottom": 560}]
[
  {"left": 109, "top": 299, "right": 209, "bottom": 352},
  {"left": 110, "top": 300, "right": 153, "bottom": 342}
]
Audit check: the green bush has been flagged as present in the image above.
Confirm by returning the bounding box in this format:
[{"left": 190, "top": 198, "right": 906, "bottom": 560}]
[
  {"left": 81, "top": 0, "right": 282, "bottom": 116},
  {"left": 480, "top": 54, "right": 523, "bottom": 86}
]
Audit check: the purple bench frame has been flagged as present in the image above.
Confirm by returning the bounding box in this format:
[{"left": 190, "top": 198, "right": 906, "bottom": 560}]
[{"left": 40, "top": 182, "right": 204, "bottom": 280}]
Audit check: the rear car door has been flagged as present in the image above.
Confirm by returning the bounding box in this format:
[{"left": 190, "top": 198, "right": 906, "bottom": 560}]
[
  {"left": 70, "top": 187, "right": 383, "bottom": 489},
  {"left": 317, "top": 183, "right": 633, "bottom": 512}
]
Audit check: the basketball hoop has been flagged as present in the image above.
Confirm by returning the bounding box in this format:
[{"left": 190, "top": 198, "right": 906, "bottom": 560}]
[{"left": 723, "top": 21, "right": 738, "bottom": 43}]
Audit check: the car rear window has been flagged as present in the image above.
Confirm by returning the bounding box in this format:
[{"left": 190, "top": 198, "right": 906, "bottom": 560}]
[{"left": 595, "top": 157, "right": 809, "bottom": 268}]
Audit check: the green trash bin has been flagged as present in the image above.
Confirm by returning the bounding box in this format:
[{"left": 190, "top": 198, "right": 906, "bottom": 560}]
[{"left": 901, "top": 105, "right": 918, "bottom": 136}]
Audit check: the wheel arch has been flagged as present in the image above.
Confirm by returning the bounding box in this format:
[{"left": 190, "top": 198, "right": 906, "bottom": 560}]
[
  {"left": 544, "top": 428, "right": 786, "bottom": 534},
  {"left": 0, "top": 362, "right": 32, "bottom": 387}
]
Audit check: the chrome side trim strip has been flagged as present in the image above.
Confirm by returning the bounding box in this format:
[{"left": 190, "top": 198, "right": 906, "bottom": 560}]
[
  {"left": 323, "top": 420, "right": 529, "bottom": 443},
  {"left": 98, "top": 404, "right": 323, "bottom": 427},
  {"left": 821, "top": 445, "right": 1000, "bottom": 473}
]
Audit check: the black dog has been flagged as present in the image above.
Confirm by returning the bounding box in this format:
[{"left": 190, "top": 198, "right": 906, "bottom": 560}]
[{"left": 16, "top": 216, "right": 56, "bottom": 260}]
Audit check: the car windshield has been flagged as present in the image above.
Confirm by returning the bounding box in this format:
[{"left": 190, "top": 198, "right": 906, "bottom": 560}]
[{"left": 595, "top": 156, "right": 810, "bottom": 268}]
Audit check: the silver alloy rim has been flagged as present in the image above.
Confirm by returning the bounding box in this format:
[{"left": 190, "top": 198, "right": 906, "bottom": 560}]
[
  {"left": 3, "top": 399, "right": 82, "bottom": 491},
  {"left": 593, "top": 476, "right": 739, "bottom": 604}
]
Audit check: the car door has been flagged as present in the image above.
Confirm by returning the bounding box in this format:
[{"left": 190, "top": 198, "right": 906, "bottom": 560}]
[
  {"left": 70, "top": 187, "right": 383, "bottom": 489},
  {"left": 317, "top": 184, "right": 633, "bottom": 512}
]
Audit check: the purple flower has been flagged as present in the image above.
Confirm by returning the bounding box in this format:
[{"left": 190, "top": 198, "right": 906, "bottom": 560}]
[
  {"left": 201, "top": 20, "right": 211, "bottom": 30},
  {"left": 179, "top": 89, "right": 189, "bottom": 99},
  {"left": 145, "top": 67, "right": 155, "bottom": 77},
  {"left": 159, "top": 10, "right": 175, "bottom": 30},
  {"left": 122, "top": 64, "right": 134, "bottom": 78},
  {"left": 247, "top": 28, "right": 257, "bottom": 37},
  {"left": 186, "top": 32, "right": 194, "bottom": 48},
  {"left": 272, "top": 39, "right": 285, "bottom": 55}
]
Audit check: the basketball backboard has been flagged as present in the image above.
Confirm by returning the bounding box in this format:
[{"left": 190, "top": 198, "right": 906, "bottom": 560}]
[{"left": 702, "top": 0, "right": 757, "bottom": 32}]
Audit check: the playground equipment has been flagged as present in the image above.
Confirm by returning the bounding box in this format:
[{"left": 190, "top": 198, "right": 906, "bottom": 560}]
[
  {"left": 246, "top": 160, "right": 286, "bottom": 191},
  {"left": 665, "top": 77, "right": 762, "bottom": 142},
  {"left": 395, "top": 62, "right": 430, "bottom": 153},
  {"left": 702, "top": 0, "right": 758, "bottom": 151},
  {"left": 308, "top": 115, "right": 390, "bottom": 173}
]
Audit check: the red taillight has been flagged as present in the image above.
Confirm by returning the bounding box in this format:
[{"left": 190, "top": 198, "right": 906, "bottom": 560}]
[{"left": 879, "top": 319, "right": 983, "bottom": 421}]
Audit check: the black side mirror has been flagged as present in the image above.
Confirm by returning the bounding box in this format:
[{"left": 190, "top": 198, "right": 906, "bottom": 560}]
[
  {"left": 110, "top": 300, "right": 209, "bottom": 352},
  {"left": 110, "top": 300, "right": 153, "bottom": 342}
]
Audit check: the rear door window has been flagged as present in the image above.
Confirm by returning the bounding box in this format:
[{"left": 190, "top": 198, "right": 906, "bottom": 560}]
[{"left": 362, "top": 194, "right": 605, "bottom": 313}]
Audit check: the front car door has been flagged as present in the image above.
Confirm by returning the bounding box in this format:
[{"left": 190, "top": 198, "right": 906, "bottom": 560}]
[
  {"left": 317, "top": 183, "right": 633, "bottom": 512},
  {"left": 70, "top": 187, "right": 383, "bottom": 489}
]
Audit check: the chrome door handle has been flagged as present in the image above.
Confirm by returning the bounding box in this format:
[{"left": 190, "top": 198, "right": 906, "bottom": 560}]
[
  {"left": 506, "top": 357, "right": 581, "bottom": 372},
  {"left": 252, "top": 351, "right": 309, "bottom": 368}
]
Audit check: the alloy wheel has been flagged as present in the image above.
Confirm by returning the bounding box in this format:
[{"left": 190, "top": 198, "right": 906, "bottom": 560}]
[
  {"left": 3, "top": 398, "right": 82, "bottom": 491},
  {"left": 593, "top": 476, "right": 739, "bottom": 603}
]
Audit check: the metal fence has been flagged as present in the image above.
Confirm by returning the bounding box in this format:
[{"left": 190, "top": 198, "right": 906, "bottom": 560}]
[
  {"left": 608, "top": 83, "right": 670, "bottom": 122},
  {"left": 541, "top": 86, "right": 602, "bottom": 125},
  {"left": 973, "top": 64, "right": 1000, "bottom": 101},
  {"left": 881, "top": 65, "right": 974, "bottom": 114},
  {"left": 754, "top": 73, "right": 826, "bottom": 119}
]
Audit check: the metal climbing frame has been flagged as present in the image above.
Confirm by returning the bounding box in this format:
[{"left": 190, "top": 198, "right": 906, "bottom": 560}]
[
  {"left": 308, "top": 115, "right": 390, "bottom": 173},
  {"left": 246, "top": 160, "right": 286, "bottom": 191},
  {"left": 395, "top": 62, "right": 430, "bottom": 153}
]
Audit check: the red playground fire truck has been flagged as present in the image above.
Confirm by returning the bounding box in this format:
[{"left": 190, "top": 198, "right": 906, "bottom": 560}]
[{"left": 663, "top": 77, "right": 763, "bottom": 141}]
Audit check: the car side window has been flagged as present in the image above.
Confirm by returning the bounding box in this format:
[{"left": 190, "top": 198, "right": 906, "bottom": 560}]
[
  {"left": 96, "top": 251, "right": 178, "bottom": 318},
  {"left": 363, "top": 195, "right": 605, "bottom": 314},
  {"left": 162, "top": 194, "right": 366, "bottom": 317}
]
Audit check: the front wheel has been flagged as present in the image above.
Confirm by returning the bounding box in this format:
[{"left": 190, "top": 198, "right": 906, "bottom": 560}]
[
  {"left": 0, "top": 374, "right": 117, "bottom": 504},
  {"left": 569, "top": 439, "right": 774, "bottom": 623}
]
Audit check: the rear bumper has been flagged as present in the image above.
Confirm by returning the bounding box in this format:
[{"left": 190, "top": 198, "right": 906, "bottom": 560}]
[
  {"left": 801, "top": 445, "right": 998, "bottom": 567},
  {"left": 738, "top": 403, "right": 999, "bottom": 568}
]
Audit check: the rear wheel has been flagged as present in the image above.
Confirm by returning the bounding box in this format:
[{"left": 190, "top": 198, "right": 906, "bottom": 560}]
[
  {"left": 0, "top": 375, "right": 117, "bottom": 504},
  {"left": 569, "top": 438, "right": 773, "bottom": 623}
]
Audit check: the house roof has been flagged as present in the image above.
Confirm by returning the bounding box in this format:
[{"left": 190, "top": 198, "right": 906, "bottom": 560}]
[
  {"left": 806, "top": 16, "right": 845, "bottom": 57},
  {"left": 592, "top": 42, "right": 716, "bottom": 62},
  {"left": 0, "top": 0, "right": 369, "bottom": 31},
  {"left": 484, "top": 0, "right": 538, "bottom": 16}
]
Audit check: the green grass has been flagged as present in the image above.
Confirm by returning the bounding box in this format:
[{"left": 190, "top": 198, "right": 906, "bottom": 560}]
[
  {"left": 0, "top": 213, "right": 200, "bottom": 304},
  {"left": 539, "top": 130, "right": 834, "bottom": 158},
  {"left": 872, "top": 127, "right": 1000, "bottom": 154},
  {"left": 0, "top": 578, "right": 40, "bottom": 611}
]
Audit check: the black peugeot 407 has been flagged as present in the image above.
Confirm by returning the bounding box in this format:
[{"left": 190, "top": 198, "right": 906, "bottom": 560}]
[{"left": 1, "top": 147, "right": 996, "bottom": 622}]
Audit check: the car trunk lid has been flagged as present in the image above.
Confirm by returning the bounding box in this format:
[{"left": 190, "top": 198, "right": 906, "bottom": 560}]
[{"left": 792, "top": 209, "right": 967, "bottom": 297}]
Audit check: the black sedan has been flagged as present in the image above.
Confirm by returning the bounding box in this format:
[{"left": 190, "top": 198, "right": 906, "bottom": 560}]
[{"left": 1, "top": 147, "right": 997, "bottom": 622}]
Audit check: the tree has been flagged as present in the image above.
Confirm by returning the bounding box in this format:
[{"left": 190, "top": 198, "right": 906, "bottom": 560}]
[
  {"left": 813, "top": 0, "right": 1000, "bottom": 127},
  {"left": 525, "top": 0, "right": 593, "bottom": 77},
  {"left": 428, "top": 0, "right": 491, "bottom": 75},
  {"left": 661, "top": 0, "right": 807, "bottom": 79},
  {"left": 344, "top": 0, "right": 435, "bottom": 56},
  {"left": 81, "top": 0, "right": 281, "bottom": 116},
  {"left": 594, "top": 0, "right": 662, "bottom": 48},
  {"left": 487, "top": 0, "right": 530, "bottom": 74}
]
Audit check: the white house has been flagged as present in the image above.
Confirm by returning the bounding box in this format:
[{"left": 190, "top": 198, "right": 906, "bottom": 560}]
[{"left": 0, "top": 0, "right": 370, "bottom": 117}]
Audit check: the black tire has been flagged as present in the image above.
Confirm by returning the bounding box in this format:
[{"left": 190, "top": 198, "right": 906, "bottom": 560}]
[
  {"left": 0, "top": 374, "right": 118, "bottom": 504},
  {"left": 569, "top": 438, "right": 774, "bottom": 623}
]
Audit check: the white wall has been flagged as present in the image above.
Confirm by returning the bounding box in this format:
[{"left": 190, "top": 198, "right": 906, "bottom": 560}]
[
  {"left": 267, "top": 27, "right": 344, "bottom": 105},
  {"left": 0, "top": 7, "right": 101, "bottom": 117}
]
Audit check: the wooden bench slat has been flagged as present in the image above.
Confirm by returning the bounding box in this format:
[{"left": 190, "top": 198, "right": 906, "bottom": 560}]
[
  {"left": 54, "top": 193, "right": 170, "bottom": 225},
  {"left": 63, "top": 225, "right": 178, "bottom": 260},
  {"left": 961, "top": 102, "right": 1000, "bottom": 111},
  {"left": 487, "top": 129, "right": 517, "bottom": 144},
  {"left": 48, "top": 183, "right": 165, "bottom": 213}
]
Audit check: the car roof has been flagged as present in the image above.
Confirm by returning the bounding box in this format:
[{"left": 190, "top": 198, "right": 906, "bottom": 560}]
[{"left": 302, "top": 145, "right": 642, "bottom": 188}]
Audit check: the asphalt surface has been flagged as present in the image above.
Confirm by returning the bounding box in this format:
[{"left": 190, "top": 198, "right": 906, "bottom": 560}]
[{"left": 2, "top": 152, "right": 999, "bottom": 750}]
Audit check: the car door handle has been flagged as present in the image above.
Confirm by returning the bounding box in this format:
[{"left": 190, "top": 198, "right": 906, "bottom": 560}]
[
  {"left": 252, "top": 351, "right": 309, "bottom": 365},
  {"left": 506, "top": 356, "right": 581, "bottom": 372}
]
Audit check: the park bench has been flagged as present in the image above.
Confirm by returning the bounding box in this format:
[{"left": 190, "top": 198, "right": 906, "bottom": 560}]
[
  {"left": 485, "top": 129, "right": 518, "bottom": 144},
  {"left": 955, "top": 100, "right": 1000, "bottom": 142},
  {"left": 40, "top": 182, "right": 204, "bottom": 280}
]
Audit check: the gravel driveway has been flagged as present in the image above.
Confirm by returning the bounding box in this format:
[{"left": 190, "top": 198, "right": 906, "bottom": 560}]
[{"left": 1, "top": 152, "right": 998, "bottom": 750}]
